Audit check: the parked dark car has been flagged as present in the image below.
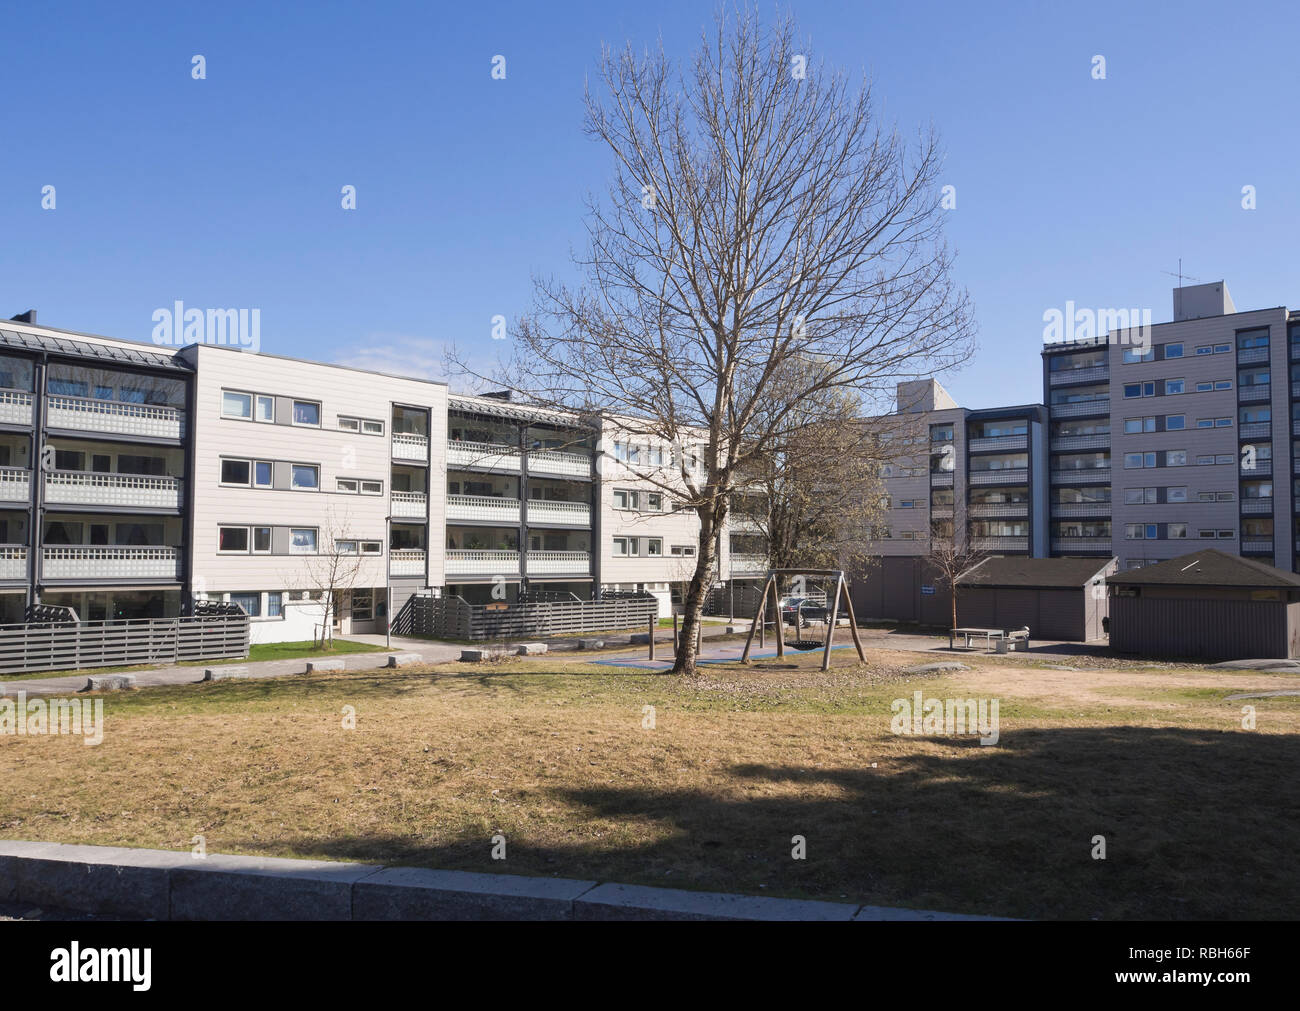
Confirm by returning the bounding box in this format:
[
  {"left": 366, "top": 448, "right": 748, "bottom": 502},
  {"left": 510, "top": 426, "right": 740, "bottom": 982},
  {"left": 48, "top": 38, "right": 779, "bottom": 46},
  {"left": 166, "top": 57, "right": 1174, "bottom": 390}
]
[{"left": 780, "top": 596, "right": 828, "bottom": 626}]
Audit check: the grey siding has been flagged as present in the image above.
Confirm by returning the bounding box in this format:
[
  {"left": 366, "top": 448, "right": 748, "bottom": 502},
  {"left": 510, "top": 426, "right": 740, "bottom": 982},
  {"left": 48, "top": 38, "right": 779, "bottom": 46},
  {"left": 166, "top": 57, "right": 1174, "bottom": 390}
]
[{"left": 1111, "top": 596, "right": 1292, "bottom": 660}]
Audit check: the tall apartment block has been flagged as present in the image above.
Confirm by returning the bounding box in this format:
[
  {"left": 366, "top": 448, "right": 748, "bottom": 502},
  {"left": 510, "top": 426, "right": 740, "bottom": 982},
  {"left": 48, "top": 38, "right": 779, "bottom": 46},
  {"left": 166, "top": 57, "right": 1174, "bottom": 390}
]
[{"left": 0, "top": 315, "right": 759, "bottom": 642}]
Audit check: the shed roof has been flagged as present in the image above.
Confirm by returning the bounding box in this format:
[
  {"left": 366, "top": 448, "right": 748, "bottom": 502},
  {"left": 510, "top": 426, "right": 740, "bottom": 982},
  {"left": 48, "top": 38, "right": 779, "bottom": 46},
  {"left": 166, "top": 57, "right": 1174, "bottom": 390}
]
[
  {"left": 1106, "top": 549, "right": 1300, "bottom": 589},
  {"left": 957, "top": 555, "right": 1114, "bottom": 589}
]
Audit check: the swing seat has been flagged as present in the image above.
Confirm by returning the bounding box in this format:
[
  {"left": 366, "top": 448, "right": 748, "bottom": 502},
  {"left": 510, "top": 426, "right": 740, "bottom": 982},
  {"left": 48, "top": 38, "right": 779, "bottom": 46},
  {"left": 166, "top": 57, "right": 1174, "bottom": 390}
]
[{"left": 786, "top": 639, "right": 823, "bottom": 652}]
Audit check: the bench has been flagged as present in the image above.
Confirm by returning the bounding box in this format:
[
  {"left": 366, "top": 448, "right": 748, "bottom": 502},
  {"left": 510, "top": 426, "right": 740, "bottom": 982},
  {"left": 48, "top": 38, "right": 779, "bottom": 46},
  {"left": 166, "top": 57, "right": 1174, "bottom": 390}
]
[{"left": 995, "top": 627, "right": 1031, "bottom": 653}]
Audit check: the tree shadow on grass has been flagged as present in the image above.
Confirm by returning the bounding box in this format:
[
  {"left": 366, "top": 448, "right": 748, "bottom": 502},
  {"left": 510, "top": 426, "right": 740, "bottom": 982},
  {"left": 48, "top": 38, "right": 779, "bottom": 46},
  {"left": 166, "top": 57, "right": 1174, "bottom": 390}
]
[{"left": 226, "top": 724, "right": 1299, "bottom": 920}]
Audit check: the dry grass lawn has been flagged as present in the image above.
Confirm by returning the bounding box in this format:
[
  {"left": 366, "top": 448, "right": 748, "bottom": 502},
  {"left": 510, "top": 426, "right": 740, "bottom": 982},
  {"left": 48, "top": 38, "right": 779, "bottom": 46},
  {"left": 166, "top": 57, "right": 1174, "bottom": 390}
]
[{"left": 3, "top": 647, "right": 1297, "bottom": 920}]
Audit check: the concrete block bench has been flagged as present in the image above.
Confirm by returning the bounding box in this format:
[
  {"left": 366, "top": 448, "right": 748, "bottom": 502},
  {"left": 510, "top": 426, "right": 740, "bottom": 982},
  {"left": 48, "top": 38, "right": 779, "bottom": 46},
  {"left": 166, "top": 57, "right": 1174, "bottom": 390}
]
[
  {"left": 577, "top": 638, "right": 606, "bottom": 650},
  {"left": 84, "top": 674, "right": 136, "bottom": 692},
  {"left": 203, "top": 666, "right": 255, "bottom": 682},
  {"left": 386, "top": 653, "right": 424, "bottom": 668},
  {"left": 514, "top": 642, "right": 547, "bottom": 656},
  {"left": 459, "top": 648, "right": 512, "bottom": 663},
  {"left": 306, "top": 659, "right": 347, "bottom": 673}
]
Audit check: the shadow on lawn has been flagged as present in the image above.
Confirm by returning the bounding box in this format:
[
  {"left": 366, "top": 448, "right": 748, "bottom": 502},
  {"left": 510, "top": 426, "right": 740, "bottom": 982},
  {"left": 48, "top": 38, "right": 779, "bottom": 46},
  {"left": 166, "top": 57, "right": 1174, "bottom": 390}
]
[{"left": 232, "top": 724, "right": 1300, "bottom": 920}]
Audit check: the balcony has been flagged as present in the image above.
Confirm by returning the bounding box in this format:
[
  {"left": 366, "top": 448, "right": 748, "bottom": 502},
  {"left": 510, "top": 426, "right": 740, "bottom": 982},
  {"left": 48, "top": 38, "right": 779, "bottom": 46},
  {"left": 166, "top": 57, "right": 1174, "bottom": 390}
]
[
  {"left": 968, "top": 435, "right": 1027, "bottom": 452},
  {"left": 0, "top": 391, "right": 33, "bottom": 427},
  {"left": 44, "top": 471, "right": 181, "bottom": 511},
  {"left": 389, "top": 548, "right": 428, "bottom": 577},
  {"left": 1239, "top": 461, "right": 1271, "bottom": 477},
  {"left": 1051, "top": 502, "right": 1112, "bottom": 518},
  {"left": 969, "top": 469, "right": 1028, "bottom": 485},
  {"left": 972, "top": 536, "right": 1028, "bottom": 552},
  {"left": 391, "top": 491, "right": 429, "bottom": 520},
  {"left": 1240, "top": 422, "right": 1271, "bottom": 440},
  {"left": 1050, "top": 400, "right": 1110, "bottom": 419},
  {"left": 729, "top": 553, "right": 768, "bottom": 575},
  {"left": 1241, "top": 499, "right": 1274, "bottom": 515},
  {"left": 445, "top": 548, "right": 519, "bottom": 577},
  {"left": 968, "top": 503, "right": 1030, "bottom": 518},
  {"left": 1052, "top": 537, "right": 1112, "bottom": 553},
  {"left": 528, "top": 449, "right": 591, "bottom": 480},
  {"left": 1237, "top": 347, "right": 1269, "bottom": 365},
  {"left": 929, "top": 472, "right": 954, "bottom": 487},
  {"left": 46, "top": 395, "right": 184, "bottom": 441},
  {"left": 0, "top": 545, "right": 26, "bottom": 580},
  {"left": 446, "top": 494, "right": 520, "bottom": 525},
  {"left": 1293, "top": 420, "right": 1300, "bottom": 438},
  {"left": 446, "top": 439, "right": 519, "bottom": 472},
  {"left": 929, "top": 507, "right": 953, "bottom": 520},
  {"left": 1048, "top": 364, "right": 1109, "bottom": 386},
  {"left": 527, "top": 550, "right": 590, "bottom": 576},
  {"left": 1051, "top": 468, "right": 1111, "bottom": 485},
  {"left": 0, "top": 467, "right": 30, "bottom": 503},
  {"left": 1239, "top": 385, "right": 1271, "bottom": 403},
  {"left": 1241, "top": 538, "right": 1274, "bottom": 554},
  {"left": 42, "top": 545, "right": 181, "bottom": 581},
  {"left": 391, "top": 433, "right": 430, "bottom": 463},
  {"left": 527, "top": 500, "right": 591, "bottom": 526},
  {"left": 1051, "top": 434, "right": 1109, "bottom": 452}
]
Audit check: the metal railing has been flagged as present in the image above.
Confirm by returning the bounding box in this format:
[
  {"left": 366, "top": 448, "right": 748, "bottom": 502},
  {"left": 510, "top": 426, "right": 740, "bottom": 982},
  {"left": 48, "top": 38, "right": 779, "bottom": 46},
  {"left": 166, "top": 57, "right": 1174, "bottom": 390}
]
[
  {"left": 44, "top": 471, "right": 181, "bottom": 510},
  {"left": 46, "top": 395, "right": 184, "bottom": 440}
]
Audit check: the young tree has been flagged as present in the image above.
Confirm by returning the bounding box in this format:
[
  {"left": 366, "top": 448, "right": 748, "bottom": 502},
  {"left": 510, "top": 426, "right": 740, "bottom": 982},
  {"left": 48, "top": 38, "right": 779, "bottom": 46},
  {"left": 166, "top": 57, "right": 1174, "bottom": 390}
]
[
  {"left": 925, "top": 516, "right": 990, "bottom": 639},
  {"left": 292, "top": 508, "right": 368, "bottom": 649},
  {"left": 454, "top": 8, "right": 974, "bottom": 674}
]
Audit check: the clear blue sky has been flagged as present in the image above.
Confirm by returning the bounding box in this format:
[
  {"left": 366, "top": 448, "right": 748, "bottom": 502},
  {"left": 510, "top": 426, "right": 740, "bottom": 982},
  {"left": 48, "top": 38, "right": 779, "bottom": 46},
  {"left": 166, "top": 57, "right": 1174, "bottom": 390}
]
[{"left": 2, "top": 0, "right": 1296, "bottom": 409}]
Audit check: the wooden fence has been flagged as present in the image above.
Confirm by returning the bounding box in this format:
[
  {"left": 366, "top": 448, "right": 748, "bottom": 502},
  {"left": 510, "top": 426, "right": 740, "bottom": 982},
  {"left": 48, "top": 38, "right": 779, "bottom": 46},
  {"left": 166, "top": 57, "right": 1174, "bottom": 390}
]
[
  {"left": 394, "top": 594, "right": 659, "bottom": 641},
  {"left": 0, "top": 613, "right": 250, "bottom": 676}
]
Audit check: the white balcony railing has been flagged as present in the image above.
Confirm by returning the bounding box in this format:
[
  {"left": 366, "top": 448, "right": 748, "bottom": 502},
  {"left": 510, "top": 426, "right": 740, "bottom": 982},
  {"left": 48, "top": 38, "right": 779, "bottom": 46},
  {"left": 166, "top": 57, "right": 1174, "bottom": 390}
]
[
  {"left": 446, "top": 495, "right": 520, "bottom": 525},
  {"left": 46, "top": 395, "right": 184, "bottom": 440},
  {"left": 0, "top": 545, "right": 27, "bottom": 580},
  {"left": 1241, "top": 538, "right": 1274, "bottom": 553},
  {"left": 968, "top": 503, "right": 1030, "bottom": 518},
  {"left": 42, "top": 546, "right": 181, "bottom": 581},
  {"left": 0, "top": 391, "right": 33, "bottom": 427},
  {"left": 528, "top": 449, "right": 591, "bottom": 479},
  {"left": 389, "top": 548, "right": 427, "bottom": 577},
  {"left": 0, "top": 467, "right": 30, "bottom": 503},
  {"left": 44, "top": 471, "right": 181, "bottom": 510},
  {"left": 391, "top": 491, "right": 429, "bottom": 520},
  {"left": 972, "top": 537, "right": 1028, "bottom": 552},
  {"left": 1237, "top": 346, "right": 1269, "bottom": 365},
  {"left": 527, "top": 550, "right": 590, "bottom": 575},
  {"left": 527, "top": 500, "right": 591, "bottom": 526},
  {"left": 1240, "top": 422, "right": 1271, "bottom": 439},
  {"left": 1240, "top": 499, "right": 1273, "bottom": 514},
  {"left": 930, "top": 472, "right": 954, "bottom": 487},
  {"left": 445, "top": 548, "right": 519, "bottom": 577},
  {"left": 1238, "top": 385, "right": 1271, "bottom": 402},
  {"left": 391, "top": 433, "right": 430, "bottom": 462},
  {"left": 446, "top": 439, "right": 520, "bottom": 472}
]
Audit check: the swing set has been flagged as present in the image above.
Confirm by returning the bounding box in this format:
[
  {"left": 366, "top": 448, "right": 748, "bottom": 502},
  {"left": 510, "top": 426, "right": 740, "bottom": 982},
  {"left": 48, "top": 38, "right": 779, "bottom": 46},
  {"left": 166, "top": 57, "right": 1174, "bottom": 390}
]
[{"left": 740, "top": 568, "right": 866, "bottom": 671}]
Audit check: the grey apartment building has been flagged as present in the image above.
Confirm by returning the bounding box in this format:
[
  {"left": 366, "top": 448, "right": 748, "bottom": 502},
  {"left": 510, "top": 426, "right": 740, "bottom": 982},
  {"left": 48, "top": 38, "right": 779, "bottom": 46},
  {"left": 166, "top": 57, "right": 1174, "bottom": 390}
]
[{"left": 873, "top": 281, "right": 1299, "bottom": 586}]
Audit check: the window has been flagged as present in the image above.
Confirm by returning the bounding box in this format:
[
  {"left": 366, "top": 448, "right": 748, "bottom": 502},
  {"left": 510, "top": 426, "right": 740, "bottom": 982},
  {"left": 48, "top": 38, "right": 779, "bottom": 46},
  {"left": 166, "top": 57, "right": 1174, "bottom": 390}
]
[
  {"left": 1195, "top": 345, "right": 1213, "bottom": 356},
  {"left": 613, "top": 489, "right": 638, "bottom": 510},
  {"left": 1237, "top": 328, "right": 1269, "bottom": 349},
  {"left": 1168, "top": 523, "right": 1187, "bottom": 539},
  {"left": 670, "top": 545, "right": 696, "bottom": 556},
  {"left": 292, "top": 401, "right": 321, "bottom": 427},
  {"left": 338, "top": 417, "right": 360, "bottom": 432},
  {"left": 1218, "top": 530, "right": 1235, "bottom": 539},
  {"left": 1123, "top": 347, "right": 1155, "bottom": 364},
  {"left": 1124, "top": 524, "right": 1146, "bottom": 540},
  {"left": 253, "top": 526, "right": 271, "bottom": 553},
  {"left": 222, "top": 391, "right": 252, "bottom": 419},
  {"left": 362, "top": 420, "right": 384, "bottom": 436},
  {"left": 220, "top": 459, "right": 251, "bottom": 485},
  {"left": 1124, "top": 417, "right": 1156, "bottom": 434},
  {"left": 230, "top": 593, "right": 261, "bottom": 617},
  {"left": 360, "top": 480, "right": 383, "bottom": 495},
  {"left": 1240, "top": 406, "right": 1271, "bottom": 424},
  {"left": 1124, "top": 488, "right": 1157, "bottom": 505},
  {"left": 267, "top": 592, "right": 283, "bottom": 618},
  {"left": 337, "top": 479, "right": 359, "bottom": 493},
  {"left": 1195, "top": 381, "right": 1213, "bottom": 392},
  {"left": 613, "top": 537, "right": 628, "bottom": 556},
  {"left": 361, "top": 541, "right": 382, "bottom": 554},
  {"left": 1165, "top": 415, "right": 1185, "bottom": 431},
  {"left": 1165, "top": 450, "right": 1187, "bottom": 467},
  {"left": 219, "top": 526, "right": 249, "bottom": 552},
  {"left": 646, "top": 538, "right": 663, "bottom": 556},
  {"left": 1213, "top": 343, "right": 1231, "bottom": 354},
  {"left": 1164, "top": 343, "right": 1183, "bottom": 359},
  {"left": 291, "top": 464, "right": 320, "bottom": 490},
  {"left": 645, "top": 493, "right": 663, "bottom": 511},
  {"left": 1198, "top": 529, "right": 1217, "bottom": 538},
  {"left": 1124, "top": 452, "right": 1157, "bottom": 469},
  {"left": 255, "top": 396, "right": 274, "bottom": 422},
  {"left": 1217, "top": 491, "right": 1234, "bottom": 501},
  {"left": 1167, "top": 487, "right": 1188, "bottom": 503},
  {"left": 254, "top": 461, "right": 272, "bottom": 487},
  {"left": 1164, "top": 379, "right": 1184, "bottom": 395},
  {"left": 336, "top": 540, "right": 359, "bottom": 555},
  {"left": 289, "top": 529, "right": 317, "bottom": 553},
  {"left": 1215, "top": 380, "right": 1232, "bottom": 391},
  {"left": 351, "top": 590, "right": 373, "bottom": 622}
]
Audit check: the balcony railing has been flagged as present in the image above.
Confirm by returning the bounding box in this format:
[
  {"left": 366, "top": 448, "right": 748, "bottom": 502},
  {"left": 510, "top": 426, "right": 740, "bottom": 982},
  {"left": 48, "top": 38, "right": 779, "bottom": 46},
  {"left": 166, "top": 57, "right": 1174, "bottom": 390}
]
[
  {"left": 1241, "top": 538, "right": 1274, "bottom": 554},
  {"left": 446, "top": 494, "right": 520, "bottom": 525},
  {"left": 528, "top": 550, "right": 590, "bottom": 575},
  {"left": 0, "top": 391, "right": 33, "bottom": 427},
  {"left": 446, "top": 439, "right": 519, "bottom": 472},
  {"left": 528, "top": 449, "right": 591, "bottom": 479},
  {"left": 969, "top": 468, "right": 1028, "bottom": 485},
  {"left": 1238, "top": 385, "right": 1271, "bottom": 402},
  {"left": 391, "top": 432, "right": 430, "bottom": 462},
  {"left": 1050, "top": 400, "right": 1110, "bottom": 419},
  {"left": 389, "top": 548, "right": 428, "bottom": 577},
  {"left": 1239, "top": 461, "right": 1272, "bottom": 477},
  {"left": 968, "top": 503, "right": 1030, "bottom": 518},
  {"left": 1240, "top": 422, "right": 1271, "bottom": 439},
  {"left": 445, "top": 548, "right": 519, "bottom": 577},
  {"left": 0, "top": 467, "right": 30, "bottom": 503},
  {"left": 1240, "top": 499, "right": 1274, "bottom": 514},
  {"left": 1051, "top": 434, "right": 1110, "bottom": 451},
  {"left": 968, "top": 435, "right": 1027, "bottom": 452},
  {"left": 1048, "top": 364, "right": 1109, "bottom": 386},
  {"left": 1293, "top": 420, "right": 1300, "bottom": 438},
  {"left": 46, "top": 395, "right": 184, "bottom": 440},
  {"left": 929, "top": 472, "right": 954, "bottom": 487},
  {"left": 0, "top": 545, "right": 26, "bottom": 580},
  {"left": 972, "top": 536, "right": 1028, "bottom": 552},
  {"left": 390, "top": 491, "right": 429, "bottom": 520},
  {"left": 1051, "top": 468, "right": 1111, "bottom": 484},
  {"left": 729, "top": 553, "right": 768, "bottom": 574},
  {"left": 929, "top": 507, "right": 953, "bottom": 519},
  {"left": 44, "top": 471, "right": 181, "bottom": 510},
  {"left": 1050, "top": 502, "right": 1112, "bottom": 518},
  {"left": 1051, "top": 537, "right": 1112, "bottom": 553},
  {"left": 42, "top": 545, "right": 181, "bottom": 581},
  {"left": 1292, "top": 381, "right": 1300, "bottom": 398},
  {"left": 527, "top": 500, "right": 591, "bottom": 526},
  {"left": 1237, "top": 347, "right": 1269, "bottom": 365}
]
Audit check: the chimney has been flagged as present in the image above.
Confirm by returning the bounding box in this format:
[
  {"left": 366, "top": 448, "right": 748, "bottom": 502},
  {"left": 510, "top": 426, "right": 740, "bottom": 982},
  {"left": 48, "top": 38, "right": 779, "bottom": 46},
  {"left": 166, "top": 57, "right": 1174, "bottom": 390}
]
[{"left": 9, "top": 310, "right": 36, "bottom": 324}]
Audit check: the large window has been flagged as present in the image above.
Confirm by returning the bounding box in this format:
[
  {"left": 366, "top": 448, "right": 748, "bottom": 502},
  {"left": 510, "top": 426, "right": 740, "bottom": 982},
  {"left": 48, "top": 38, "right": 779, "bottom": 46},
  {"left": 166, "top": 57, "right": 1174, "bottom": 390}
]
[
  {"left": 219, "top": 526, "right": 249, "bottom": 552},
  {"left": 291, "top": 465, "right": 320, "bottom": 490},
  {"left": 292, "top": 400, "right": 321, "bottom": 427},
  {"left": 290, "top": 529, "right": 318, "bottom": 554},
  {"left": 222, "top": 391, "right": 252, "bottom": 418}
]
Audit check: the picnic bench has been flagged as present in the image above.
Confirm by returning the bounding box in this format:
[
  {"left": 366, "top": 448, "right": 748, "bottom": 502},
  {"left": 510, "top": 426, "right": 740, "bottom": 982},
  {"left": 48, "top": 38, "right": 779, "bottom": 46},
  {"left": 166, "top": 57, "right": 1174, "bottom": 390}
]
[{"left": 950, "top": 627, "right": 1004, "bottom": 650}]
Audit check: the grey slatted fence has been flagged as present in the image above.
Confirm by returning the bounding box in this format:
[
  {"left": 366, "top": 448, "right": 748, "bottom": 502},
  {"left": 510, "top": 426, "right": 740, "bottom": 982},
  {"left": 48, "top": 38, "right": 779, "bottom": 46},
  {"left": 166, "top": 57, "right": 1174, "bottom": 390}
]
[
  {"left": 394, "top": 594, "right": 658, "bottom": 641},
  {"left": 0, "top": 613, "right": 250, "bottom": 676}
]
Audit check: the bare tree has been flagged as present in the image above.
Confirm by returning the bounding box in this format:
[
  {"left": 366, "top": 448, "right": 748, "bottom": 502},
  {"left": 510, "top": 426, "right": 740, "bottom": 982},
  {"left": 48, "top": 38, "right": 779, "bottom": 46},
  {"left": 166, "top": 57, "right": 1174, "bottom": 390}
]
[
  {"left": 924, "top": 515, "right": 989, "bottom": 638},
  {"left": 452, "top": 8, "right": 974, "bottom": 674},
  {"left": 292, "top": 508, "right": 368, "bottom": 649}
]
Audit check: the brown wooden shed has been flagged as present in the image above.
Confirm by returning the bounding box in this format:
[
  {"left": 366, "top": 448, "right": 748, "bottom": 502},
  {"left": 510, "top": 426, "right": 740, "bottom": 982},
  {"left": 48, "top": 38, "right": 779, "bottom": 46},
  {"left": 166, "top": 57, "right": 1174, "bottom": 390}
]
[
  {"left": 1107, "top": 549, "right": 1300, "bottom": 661},
  {"left": 956, "top": 556, "right": 1117, "bottom": 642}
]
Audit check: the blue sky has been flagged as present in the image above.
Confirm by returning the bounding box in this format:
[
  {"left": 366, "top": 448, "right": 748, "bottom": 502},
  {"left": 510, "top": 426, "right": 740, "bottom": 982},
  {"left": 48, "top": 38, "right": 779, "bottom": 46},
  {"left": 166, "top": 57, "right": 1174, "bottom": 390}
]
[{"left": 1, "top": 0, "right": 1296, "bottom": 408}]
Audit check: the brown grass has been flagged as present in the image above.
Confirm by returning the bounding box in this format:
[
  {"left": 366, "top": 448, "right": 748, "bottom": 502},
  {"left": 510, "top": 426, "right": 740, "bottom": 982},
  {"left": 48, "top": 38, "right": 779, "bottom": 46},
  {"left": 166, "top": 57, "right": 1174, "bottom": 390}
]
[{"left": 2, "top": 648, "right": 1297, "bottom": 919}]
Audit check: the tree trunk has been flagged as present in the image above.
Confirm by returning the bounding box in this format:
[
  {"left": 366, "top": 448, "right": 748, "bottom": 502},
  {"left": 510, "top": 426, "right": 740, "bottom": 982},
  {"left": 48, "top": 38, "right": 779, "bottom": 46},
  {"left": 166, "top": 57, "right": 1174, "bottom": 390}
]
[{"left": 673, "top": 505, "right": 721, "bottom": 676}]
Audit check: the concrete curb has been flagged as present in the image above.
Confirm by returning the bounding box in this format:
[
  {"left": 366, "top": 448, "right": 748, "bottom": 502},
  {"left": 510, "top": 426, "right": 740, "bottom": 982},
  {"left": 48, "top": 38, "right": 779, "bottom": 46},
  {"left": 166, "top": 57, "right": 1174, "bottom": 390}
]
[{"left": 0, "top": 840, "right": 1003, "bottom": 922}]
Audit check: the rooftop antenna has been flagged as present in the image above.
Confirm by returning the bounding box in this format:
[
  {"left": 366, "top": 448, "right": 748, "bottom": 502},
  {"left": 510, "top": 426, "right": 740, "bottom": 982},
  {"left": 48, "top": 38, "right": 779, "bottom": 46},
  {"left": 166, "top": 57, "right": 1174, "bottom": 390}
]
[{"left": 1162, "top": 259, "right": 1202, "bottom": 319}]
